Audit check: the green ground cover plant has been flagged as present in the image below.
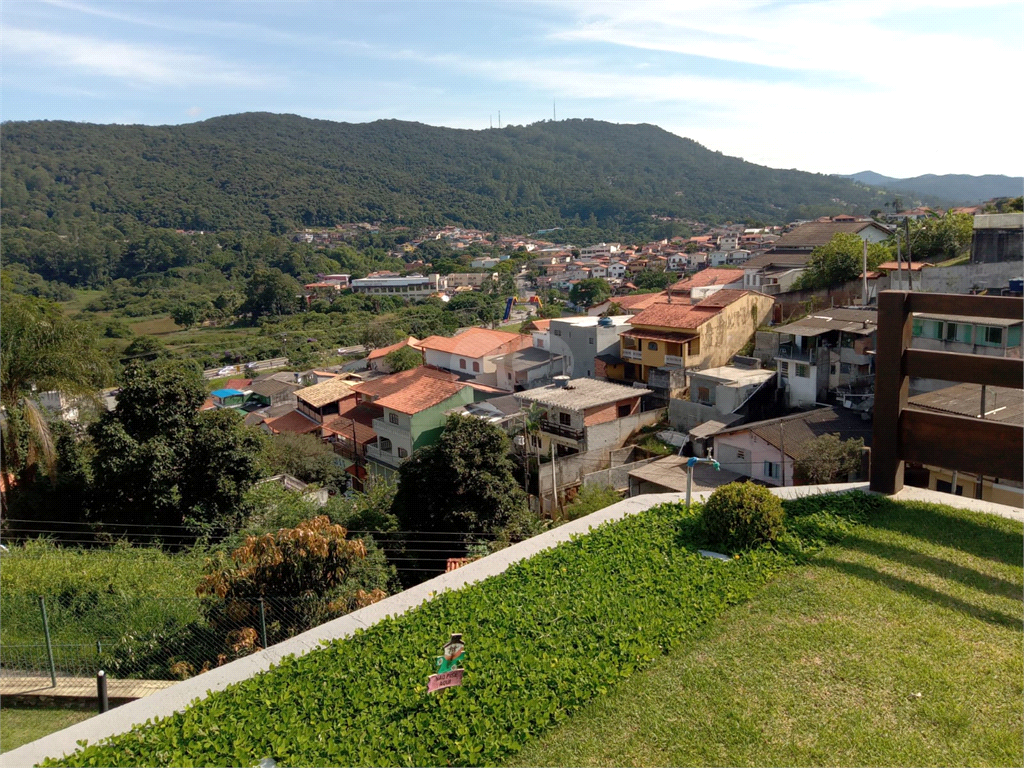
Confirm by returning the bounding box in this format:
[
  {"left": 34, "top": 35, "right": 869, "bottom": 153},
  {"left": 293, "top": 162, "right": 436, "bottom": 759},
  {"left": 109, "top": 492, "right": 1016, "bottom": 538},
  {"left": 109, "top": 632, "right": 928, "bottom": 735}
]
[
  {"left": 511, "top": 496, "right": 1024, "bottom": 767},
  {"left": 44, "top": 492, "right": 867, "bottom": 767}
]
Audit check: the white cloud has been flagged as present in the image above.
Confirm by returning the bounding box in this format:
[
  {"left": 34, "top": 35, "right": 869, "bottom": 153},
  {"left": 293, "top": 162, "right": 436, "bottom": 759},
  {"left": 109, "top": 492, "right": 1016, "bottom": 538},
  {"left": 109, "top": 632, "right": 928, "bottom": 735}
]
[
  {"left": 186, "top": 106, "right": 202, "bottom": 117},
  {"left": 3, "top": 27, "right": 274, "bottom": 88}
]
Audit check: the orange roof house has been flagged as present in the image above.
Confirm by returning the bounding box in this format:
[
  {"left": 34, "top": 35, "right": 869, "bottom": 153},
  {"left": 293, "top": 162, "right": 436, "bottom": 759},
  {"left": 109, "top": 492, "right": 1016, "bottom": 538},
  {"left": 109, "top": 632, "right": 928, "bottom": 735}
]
[
  {"left": 366, "top": 337, "right": 423, "bottom": 372},
  {"left": 612, "top": 290, "right": 774, "bottom": 383},
  {"left": 418, "top": 327, "right": 531, "bottom": 381},
  {"left": 667, "top": 268, "right": 744, "bottom": 300}
]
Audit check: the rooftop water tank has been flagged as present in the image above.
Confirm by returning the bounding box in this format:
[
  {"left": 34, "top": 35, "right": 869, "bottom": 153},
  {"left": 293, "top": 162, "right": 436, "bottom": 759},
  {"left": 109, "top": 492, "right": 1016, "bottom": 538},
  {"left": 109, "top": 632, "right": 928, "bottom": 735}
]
[{"left": 598, "top": 316, "right": 613, "bottom": 327}]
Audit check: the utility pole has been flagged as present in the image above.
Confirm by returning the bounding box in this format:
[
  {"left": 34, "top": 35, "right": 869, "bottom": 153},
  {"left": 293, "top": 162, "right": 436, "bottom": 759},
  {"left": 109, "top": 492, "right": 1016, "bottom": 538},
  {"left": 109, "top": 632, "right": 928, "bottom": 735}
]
[
  {"left": 779, "top": 421, "right": 787, "bottom": 487},
  {"left": 895, "top": 226, "right": 903, "bottom": 291},
  {"left": 550, "top": 441, "right": 558, "bottom": 518},
  {"left": 862, "top": 239, "right": 869, "bottom": 306},
  {"left": 553, "top": 99, "right": 556, "bottom": 121},
  {"left": 498, "top": 111, "right": 501, "bottom": 129},
  {"left": 904, "top": 218, "right": 914, "bottom": 291}
]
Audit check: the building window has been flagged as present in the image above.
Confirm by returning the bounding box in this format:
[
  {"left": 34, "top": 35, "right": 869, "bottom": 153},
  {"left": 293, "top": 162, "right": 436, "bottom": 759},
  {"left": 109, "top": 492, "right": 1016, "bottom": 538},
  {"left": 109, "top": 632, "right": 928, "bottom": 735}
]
[
  {"left": 830, "top": 364, "right": 837, "bottom": 375},
  {"left": 764, "top": 461, "right": 781, "bottom": 479},
  {"left": 507, "top": 372, "right": 513, "bottom": 380},
  {"left": 779, "top": 361, "right": 788, "bottom": 379},
  {"left": 795, "top": 363, "right": 810, "bottom": 378},
  {"left": 378, "top": 437, "right": 392, "bottom": 452},
  {"left": 697, "top": 386, "right": 711, "bottom": 404},
  {"left": 589, "top": 337, "right": 594, "bottom": 344},
  {"left": 459, "top": 358, "right": 467, "bottom": 369},
  {"left": 617, "top": 403, "right": 631, "bottom": 417},
  {"left": 537, "top": 339, "right": 544, "bottom": 348},
  {"left": 840, "top": 362, "right": 852, "bottom": 374},
  {"left": 389, "top": 413, "right": 399, "bottom": 425},
  {"left": 648, "top": 341, "right": 658, "bottom": 351},
  {"left": 737, "top": 449, "right": 745, "bottom": 460},
  {"left": 553, "top": 329, "right": 562, "bottom": 336},
  {"left": 559, "top": 412, "right": 571, "bottom": 426},
  {"left": 397, "top": 447, "right": 408, "bottom": 458},
  {"left": 980, "top": 326, "right": 1004, "bottom": 346},
  {"left": 472, "top": 361, "right": 480, "bottom": 372}
]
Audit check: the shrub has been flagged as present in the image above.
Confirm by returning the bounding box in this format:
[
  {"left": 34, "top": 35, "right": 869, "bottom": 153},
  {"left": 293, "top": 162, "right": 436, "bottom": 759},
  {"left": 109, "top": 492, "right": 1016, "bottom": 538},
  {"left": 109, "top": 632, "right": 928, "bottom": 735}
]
[{"left": 701, "top": 482, "right": 784, "bottom": 549}]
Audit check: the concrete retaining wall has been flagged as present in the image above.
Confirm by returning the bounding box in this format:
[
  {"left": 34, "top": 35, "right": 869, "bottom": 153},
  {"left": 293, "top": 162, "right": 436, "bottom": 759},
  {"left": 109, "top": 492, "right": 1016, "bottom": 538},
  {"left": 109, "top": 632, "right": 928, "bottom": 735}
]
[{"left": 581, "top": 456, "right": 660, "bottom": 491}]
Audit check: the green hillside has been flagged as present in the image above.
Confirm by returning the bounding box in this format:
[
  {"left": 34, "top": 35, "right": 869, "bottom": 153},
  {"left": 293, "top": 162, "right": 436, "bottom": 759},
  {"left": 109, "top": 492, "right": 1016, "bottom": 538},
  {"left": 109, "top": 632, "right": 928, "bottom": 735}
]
[{"left": 2, "top": 114, "right": 888, "bottom": 235}]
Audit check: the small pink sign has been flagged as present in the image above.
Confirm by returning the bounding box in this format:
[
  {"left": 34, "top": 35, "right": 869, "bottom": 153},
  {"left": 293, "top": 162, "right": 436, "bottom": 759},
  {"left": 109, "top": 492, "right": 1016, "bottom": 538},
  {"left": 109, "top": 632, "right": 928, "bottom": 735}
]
[{"left": 427, "top": 669, "right": 464, "bottom": 693}]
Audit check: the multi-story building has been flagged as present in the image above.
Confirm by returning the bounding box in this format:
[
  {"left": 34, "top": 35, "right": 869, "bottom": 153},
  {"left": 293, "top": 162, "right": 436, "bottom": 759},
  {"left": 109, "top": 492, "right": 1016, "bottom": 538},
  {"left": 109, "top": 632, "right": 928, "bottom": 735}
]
[
  {"left": 547, "top": 316, "right": 632, "bottom": 379},
  {"left": 909, "top": 311, "right": 1023, "bottom": 394},
  {"left": 446, "top": 272, "right": 498, "bottom": 289},
  {"left": 607, "top": 290, "right": 774, "bottom": 385},
  {"left": 350, "top": 273, "right": 445, "bottom": 297},
  {"left": 417, "top": 328, "right": 532, "bottom": 386},
  {"left": 515, "top": 377, "right": 652, "bottom": 458},
  {"left": 769, "top": 308, "right": 878, "bottom": 409}
]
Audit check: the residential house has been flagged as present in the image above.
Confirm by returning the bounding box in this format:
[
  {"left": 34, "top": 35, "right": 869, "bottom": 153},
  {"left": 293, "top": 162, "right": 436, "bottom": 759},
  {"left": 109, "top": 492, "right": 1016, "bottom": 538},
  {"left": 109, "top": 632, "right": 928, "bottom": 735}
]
[
  {"left": 493, "top": 347, "right": 565, "bottom": 392},
  {"left": 350, "top": 274, "right": 445, "bottom": 298},
  {"left": 907, "top": 383, "right": 1023, "bottom": 507},
  {"left": 627, "top": 455, "right": 742, "bottom": 497},
  {"left": 361, "top": 374, "right": 474, "bottom": 479},
  {"left": 587, "top": 291, "right": 668, "bottom": 317},
  {"left": 418, "top": 327, "right": 532, "bottom": 386},
  {"left": 768, "top": 308, "right": 878, "bottom": 409},
  {"left": 607, "top": 262, "right": 628, "bottom": 279},
  {"left": 446, "top": 272, "right": 498, "bottom": 289},
  {"left": 255, "top": 474, "right": 329, "bottom": 506},
  {"left": 210, "top": 388, "right": 249, "bottom": 409},
  {"left": 743, "top": 219, "right": 893, "bottom": 293},
  {"left": 609, "top": 290, "right": 775, "bottom": 386},
  {"left": 321, "top": 410, "right": 379, "bottom": 492},
  {"left": 515, "top": 378, "right": 653, "bottom": 458},
  {"left": 547, "top": 316, "right": 632, "bottom": 379},
  {"left": 711, "top": 406, "right": 872, "bottom": 486},
  {"left": 909, "top": 311, "right": 1023, "bottom": 394},
  {"left": 669, "top": 364, "right": 776, "bottom": 433},
  {"left": 367, "top": 337, "right": 423, "bottom": 373},
  {"left": 667, "top": 268, "right": 744, "bottom": 301},
  {"left": 470, "top": 257, "right": 500, "bottom": 269},
  {"left": 667, "top": 253, "right": 689, "bottom": 272},
  {"left": 708, "top": 249, "right": 751, "bottom": 267},
  {"left": 247, "top": 378, "right": 300, "bottom": 408},
  {"left": 580, "top": 243, "right": 620, "bottom": 257},
  {"left": 872, "top": 261, "right": 934, "bottom": 292},
  {"left": 295, "top": 379, "right": 357, "bottom": 424}
]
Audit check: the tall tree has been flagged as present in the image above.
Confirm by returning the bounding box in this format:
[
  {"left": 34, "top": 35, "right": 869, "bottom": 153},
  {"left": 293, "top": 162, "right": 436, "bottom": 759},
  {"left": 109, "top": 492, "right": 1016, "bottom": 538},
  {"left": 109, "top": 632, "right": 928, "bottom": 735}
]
[
  {"left": 391, "top": 415, "right": 537, "bottom": 579},
  {"left": 796, "top": 233, "right": 891, "bottom": 290},
  {"left": 241, "top": 268, "right": 302, "bottom": 320},
  {"left": 569, "top": 278, "right": 612, "bottom": 307},
  {"left": 88, "top": 359, "right": 267, "bottom": 537},
  {"left": 0, "top": 294, "right": 108, "bottom": 491}
]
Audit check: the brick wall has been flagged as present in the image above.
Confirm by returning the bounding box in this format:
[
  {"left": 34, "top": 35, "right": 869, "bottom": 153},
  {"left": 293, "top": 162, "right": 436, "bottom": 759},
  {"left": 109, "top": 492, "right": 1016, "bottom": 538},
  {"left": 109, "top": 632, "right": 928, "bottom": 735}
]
[{"left": 584, "top": 397, "right": 639, "bottom": 427}]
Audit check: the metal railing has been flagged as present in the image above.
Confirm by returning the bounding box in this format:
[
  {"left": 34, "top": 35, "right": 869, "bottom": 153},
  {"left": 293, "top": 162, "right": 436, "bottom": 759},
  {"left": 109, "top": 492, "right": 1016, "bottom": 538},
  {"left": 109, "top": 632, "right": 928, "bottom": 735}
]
[
  {"left": 870, "top": 291, "right": 1024, "bottom": 494},
  {"left": 540, "top": 419, "right": 584, "bottom": 441}
]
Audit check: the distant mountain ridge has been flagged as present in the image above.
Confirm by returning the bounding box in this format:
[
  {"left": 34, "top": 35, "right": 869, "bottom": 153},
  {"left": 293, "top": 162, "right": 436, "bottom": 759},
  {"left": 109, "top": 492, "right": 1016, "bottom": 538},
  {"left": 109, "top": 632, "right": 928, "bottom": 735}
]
[
  {"left": 1, "top": 114, "right": 900, "bottom": 236},
  {"left": 841, "top": 171, "right": 1023, "bottom": 205}
]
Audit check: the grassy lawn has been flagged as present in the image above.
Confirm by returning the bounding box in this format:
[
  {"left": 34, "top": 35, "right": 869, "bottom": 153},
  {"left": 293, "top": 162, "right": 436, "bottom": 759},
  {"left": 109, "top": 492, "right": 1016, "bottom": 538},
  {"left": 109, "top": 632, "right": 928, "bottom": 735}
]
[
  {"left": 0, "top": 708, "right": 94, "bottom": 753},
  {"left": 129, "top": 316, "right": 181, "bottom": 336},
  {"left": 511, "top": 499, "right": 1023, "bottom": 767}
]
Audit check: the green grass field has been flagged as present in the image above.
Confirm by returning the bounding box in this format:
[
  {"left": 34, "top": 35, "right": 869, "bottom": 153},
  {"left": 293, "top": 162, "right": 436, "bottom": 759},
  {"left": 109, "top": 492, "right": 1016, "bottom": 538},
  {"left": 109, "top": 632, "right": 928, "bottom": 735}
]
[
  {"left": 510, "top": 500, "right": 1023, "bottom": 767},
  {"left": 0, "top": 708, "right": 94, "bottom": 754}
]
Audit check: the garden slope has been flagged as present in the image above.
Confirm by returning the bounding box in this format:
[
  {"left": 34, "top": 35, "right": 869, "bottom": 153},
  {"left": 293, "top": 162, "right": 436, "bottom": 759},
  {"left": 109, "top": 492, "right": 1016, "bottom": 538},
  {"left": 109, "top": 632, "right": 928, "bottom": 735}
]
[{"left": 43, "top": 495, "right": 867, "bottom": 767}]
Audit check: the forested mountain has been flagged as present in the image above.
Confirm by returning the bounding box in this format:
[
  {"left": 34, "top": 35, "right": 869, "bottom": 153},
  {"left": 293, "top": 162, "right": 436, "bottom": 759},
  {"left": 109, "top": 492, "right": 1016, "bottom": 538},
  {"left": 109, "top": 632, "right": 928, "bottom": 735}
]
[
  {"left": 842, "top": 171, "right": 1023, "bottom": 205},
  {"left": 2, "top": 114, "right": 889, "bottom": 235}
]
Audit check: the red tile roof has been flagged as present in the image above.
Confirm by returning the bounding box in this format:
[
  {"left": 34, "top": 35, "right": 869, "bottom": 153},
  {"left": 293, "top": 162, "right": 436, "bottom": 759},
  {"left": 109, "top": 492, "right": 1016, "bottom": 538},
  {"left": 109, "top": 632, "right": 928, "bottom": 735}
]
[
  {"left": 417, "top": 327, "right": 527, "bottom": 358},
  {"left": 668, "top": 268, "right": 743, "bottom": 295},
  {"left": 321, "top": 415, "right": 378, "bottom": 444},
  {"left": 373, "top": 377, "right": 469, "bottom": 415},
  {"left": 874, "top": 261, "right": 934, "bottom": 272},
  {"left": 351, "top": 366, "right": 459, "bottom": 401},
  {"left": 264, "top": 409, "right": 321, "bottom": 434},
  {"left": 613, "top": 291, "right": 668, "bottom": 310},
  {"left": 367, "top": 337, "right": 422, "bottom": 361},
  {"left": 629, "top": 290, "right": 753, "bottom": 329},
  {"left": 224, "top": 378, "right": 253, "bottom": 390}
]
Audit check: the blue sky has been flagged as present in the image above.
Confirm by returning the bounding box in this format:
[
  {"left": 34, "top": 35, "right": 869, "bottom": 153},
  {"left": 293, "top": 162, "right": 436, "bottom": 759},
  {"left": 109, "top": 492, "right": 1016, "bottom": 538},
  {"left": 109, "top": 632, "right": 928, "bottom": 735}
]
[{"left": 2, "top": 0, "right": 1021, "bottom": 178}]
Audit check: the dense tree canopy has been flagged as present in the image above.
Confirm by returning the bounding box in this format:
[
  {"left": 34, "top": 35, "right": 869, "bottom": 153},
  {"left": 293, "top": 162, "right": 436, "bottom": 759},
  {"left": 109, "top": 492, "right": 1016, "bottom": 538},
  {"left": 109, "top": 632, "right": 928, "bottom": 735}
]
[
  {"left": 795, "top": 233, "right": 891, "bottom": 290},
  {"left": 570, "top": 278, "right": 612, "bottom": 307}
]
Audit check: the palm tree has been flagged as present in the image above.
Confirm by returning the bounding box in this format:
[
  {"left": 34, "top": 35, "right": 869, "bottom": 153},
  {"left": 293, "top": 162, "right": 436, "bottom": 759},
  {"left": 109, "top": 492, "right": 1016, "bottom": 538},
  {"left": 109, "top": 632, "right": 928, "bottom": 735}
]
[{"left": 0, "top": 294, "right": 108, "bottom": 492}]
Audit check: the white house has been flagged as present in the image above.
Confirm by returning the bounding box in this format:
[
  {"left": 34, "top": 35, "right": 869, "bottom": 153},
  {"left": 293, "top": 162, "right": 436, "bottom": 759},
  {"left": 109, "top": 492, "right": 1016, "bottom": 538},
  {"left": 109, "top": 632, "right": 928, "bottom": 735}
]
[{"left": 607, "top": 262, "right": 628, "bottom": 279}]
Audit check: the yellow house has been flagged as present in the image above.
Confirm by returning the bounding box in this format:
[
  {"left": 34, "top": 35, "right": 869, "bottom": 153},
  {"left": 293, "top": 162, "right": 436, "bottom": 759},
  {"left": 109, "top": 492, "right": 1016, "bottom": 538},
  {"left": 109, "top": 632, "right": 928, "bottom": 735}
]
[{"left": 611, "top": 289, "right": 774, "bottom": 384}]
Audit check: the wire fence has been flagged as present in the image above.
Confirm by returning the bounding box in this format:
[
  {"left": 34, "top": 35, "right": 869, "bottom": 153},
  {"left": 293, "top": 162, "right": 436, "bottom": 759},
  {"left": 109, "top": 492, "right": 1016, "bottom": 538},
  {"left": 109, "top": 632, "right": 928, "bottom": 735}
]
[{"left": 0, "top": 592, "right": 344, "bottom": 702}]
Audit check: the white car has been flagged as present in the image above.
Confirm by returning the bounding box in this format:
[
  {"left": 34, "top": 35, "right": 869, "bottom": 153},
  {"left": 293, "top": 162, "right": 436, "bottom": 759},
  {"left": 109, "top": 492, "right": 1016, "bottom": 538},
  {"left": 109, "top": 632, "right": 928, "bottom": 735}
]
[{"left": 218, "top": 366, "right": 236, "bottom": 376}]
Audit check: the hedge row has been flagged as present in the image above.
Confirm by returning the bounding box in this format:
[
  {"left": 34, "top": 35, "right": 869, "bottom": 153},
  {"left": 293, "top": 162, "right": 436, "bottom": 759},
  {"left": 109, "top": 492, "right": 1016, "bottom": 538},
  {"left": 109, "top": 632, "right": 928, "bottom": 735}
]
[{"left": 47, "top": 494, "right": 871, "bottom": 767}]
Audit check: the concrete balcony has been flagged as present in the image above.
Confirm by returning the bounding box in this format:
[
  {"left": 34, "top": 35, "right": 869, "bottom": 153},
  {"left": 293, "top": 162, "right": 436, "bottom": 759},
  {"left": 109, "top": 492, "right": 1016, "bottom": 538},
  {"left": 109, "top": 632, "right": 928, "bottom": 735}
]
[
  {"left": 663, "top": 354, "right": 683, "bottom": 368},
  {"left": 622, "top": 349, "right": 643, "bottom": 361},
  {"left": 365, "top": 443, "right": 401, "bottom": 468},
  {"left": 540, "top": 419, "right": 584, "bottom": 442}
]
